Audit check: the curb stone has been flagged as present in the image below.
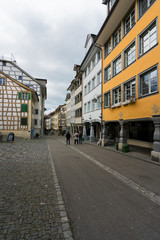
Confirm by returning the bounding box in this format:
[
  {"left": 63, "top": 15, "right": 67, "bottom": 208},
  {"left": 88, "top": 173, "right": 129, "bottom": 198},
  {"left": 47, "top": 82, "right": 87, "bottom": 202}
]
[{"left": 47, "top": 142, "right": 74, "bottom": 240}]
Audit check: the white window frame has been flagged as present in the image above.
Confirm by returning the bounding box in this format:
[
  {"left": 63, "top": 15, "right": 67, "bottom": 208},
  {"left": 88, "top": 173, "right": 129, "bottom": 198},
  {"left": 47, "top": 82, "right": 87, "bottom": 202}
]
[
  {"left": 22, "top": 93, "right": 28, "bottom": 100},
  {"left": 138, "top": 0, "right": 156, "bottom": 18},
  {"left": 0, "top": 78, "right": 5, "bottom": 85},
  {"left": 123, "top": 78, "right": 136, "bottom": 102},
  {"left": 113, "top": 55, "right": 121, "bottom": 76},
  {"left": 97, "top": 96, "right": 101, "bottom": 109},
  {"left": 139, "top": 65, "right": 158, "bottom": 98},
  {"left": 124, "top": 5, "right": 135, "bottom": 36},
  {"left": 104, "top": 38, "right": 111, "bottom": 59},
  {"left": 97, "top": 71, "right": 102, "bottom": 85},
  {"left": 139, "top": 19, "right": 157, "bottom": 57},
  {"left": 112, "top": 86, "right": 121, "bottom": 105},
  {"left": 104, "top": 91, "right": 111, "bottom": 108},
  {"left": 113, "top": 25, "right": 121, "bottom": 49},
  {"left": 124, "top": 40, "right": 136, "bottom": 68},
  {"left": 104, "top": 64, "right": 111, "bottom": 83},
  {"left": 92, "top": 77, "right": 96, "bottom": 89},
  {"left": 92, "top": 100, "right": 95, "bottom": 111}
]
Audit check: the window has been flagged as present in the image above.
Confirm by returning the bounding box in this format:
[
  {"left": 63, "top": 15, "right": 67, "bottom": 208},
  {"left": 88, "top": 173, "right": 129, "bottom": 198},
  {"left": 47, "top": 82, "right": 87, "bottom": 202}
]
[
  {"left": 84, "top": 103, "right": 87, "bottom": 113},
  {"left": 22, "top": 93, "right": 28, "bottom": 100},
  {"left": 19, "top": 76, "right": 22, "bottom": 80},
  {"left": 92, "top": 77, "right": 95, "bottom": 89},
  {"left": 21, "top": 118, "right": 27, "bottom": 126},
  {"left": 88, "top": 63, "right": 91, "bottom": 73},
  {"left": 139, "top": 20, "right": 157, "bottom": 56},
  {"left": 124, "top": 79, "right": 136, "bottom": 101},
  {"left": 0, "top": 78, "right": 5, "bottom": 85},
  {"left": 97, "top": 71, "right": 102, "bottom": 85},
  {"left": 124, "top": 6, "right": 135, "bottom": 36},
  {"left": 97, "top": 51, "right": 101, "bottom": 62},
  {"left": 88, "top": 82, "right": 91, "bottom": 93},
  {"left": 113, "top": 55, "right": 121, "bottom": 76},
  {"left": 113, "top": 25, "right": 121, "bottom": 49},
  {"left": 34, "top": 119, "right": 38, "bottom": 125},
  {"left": 124, "top": 41, "right": 136, "bottom": 68},
  {"left": 21, "top": 104, "right": 28, "bottom": 112},
  {"left": 97, "top": 96, "right": 101, "bottom": 109},
  {"left": 104, "top": 64, "right": 111, "bottom": 83},
  {"left": 2, "top": 61, "right": 6, "bottom": 66},
  {"left": 18, "top": 92, "right": 31, "bottom": 100},
  {"left": 92, "top": 100, "right": 95, "bottom": 111},
  {"left": 84, "top": 85, "right": 87, "bottom": 95},
  {"left": 104, "top": 38, "right": 111, "bottom": 59},
  {"left": 104, "top": 92, "right": 111, "bottom": 108},
  {"left": 139, "top": 66, "right": 158, "bottom": 97},
  {"left": 88, "top": 101, "right": 90, "bottom": 112},
  {"left": 113, "top": 87, "right": 121, "bottom": 104},
  {"left": 92, "top": 56, "right": 96, "bottom": 69},
  {"left": 139, "top": 0, "right": 156, "bottom": 18},
  {"left": 35, "top": 109, "right": 38, "bottom": 115}
]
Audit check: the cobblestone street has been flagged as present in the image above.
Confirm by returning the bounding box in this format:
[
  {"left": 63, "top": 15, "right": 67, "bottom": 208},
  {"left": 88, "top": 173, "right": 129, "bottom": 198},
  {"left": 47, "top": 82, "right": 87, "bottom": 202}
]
[{"left": 0, "top": 137, "right": 73, "bottom": 240}]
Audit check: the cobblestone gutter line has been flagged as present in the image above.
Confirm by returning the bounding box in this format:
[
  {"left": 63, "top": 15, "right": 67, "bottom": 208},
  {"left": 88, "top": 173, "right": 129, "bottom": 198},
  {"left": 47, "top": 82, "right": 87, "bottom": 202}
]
[
  {"left": 47, "top": 143, "right": 74, "bottom": 240},
  {"left": 58, "top": 139, "right": 160, "bottom": 206}
]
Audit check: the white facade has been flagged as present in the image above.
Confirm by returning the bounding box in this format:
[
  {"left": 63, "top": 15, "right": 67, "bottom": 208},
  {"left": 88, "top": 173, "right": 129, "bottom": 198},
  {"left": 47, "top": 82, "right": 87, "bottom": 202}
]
[
  {"left": 65, "top": 93, "right": 71, "bottom": 132},
  {"left": 80, "top": 34, "right": 102, "bottom": 142}
]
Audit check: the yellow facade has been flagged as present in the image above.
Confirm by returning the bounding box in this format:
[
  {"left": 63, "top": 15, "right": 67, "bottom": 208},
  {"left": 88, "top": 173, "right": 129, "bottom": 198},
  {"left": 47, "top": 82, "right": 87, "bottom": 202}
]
[
  {"left": 102, "top": 0, "right": 159, "bottom": 121},
  {"left": 96, "top": 0, "right": 160, "bottom": 161}
]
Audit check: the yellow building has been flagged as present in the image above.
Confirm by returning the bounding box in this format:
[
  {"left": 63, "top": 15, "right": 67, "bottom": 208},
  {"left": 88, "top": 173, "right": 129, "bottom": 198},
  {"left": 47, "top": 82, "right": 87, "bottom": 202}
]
[{"left": 96, "top": 0, "right": 160, "bottom": 161}]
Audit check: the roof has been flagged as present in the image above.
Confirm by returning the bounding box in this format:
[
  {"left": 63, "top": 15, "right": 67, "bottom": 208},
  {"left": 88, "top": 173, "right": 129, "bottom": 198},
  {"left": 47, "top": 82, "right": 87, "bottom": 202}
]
[
  {"left": 0, "top": 59, "right": 44, "bottom": 87},
  {"left": 95, "top": 0, "right": 135, "bottom": 46},
  {"left": 0, "top": 70, "right": 39, "bottom": 101}
]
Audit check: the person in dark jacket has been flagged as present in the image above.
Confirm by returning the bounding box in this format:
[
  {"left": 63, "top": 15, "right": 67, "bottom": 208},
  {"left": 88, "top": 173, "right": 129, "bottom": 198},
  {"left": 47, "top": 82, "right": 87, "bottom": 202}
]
[{"left": 66, "top": 131, "right": 71, "bottom": 145}]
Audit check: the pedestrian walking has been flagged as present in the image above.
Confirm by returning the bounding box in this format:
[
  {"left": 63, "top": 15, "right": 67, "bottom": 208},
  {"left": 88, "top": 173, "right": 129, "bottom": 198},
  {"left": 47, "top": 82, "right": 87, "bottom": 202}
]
[
  {"left": 79, "top": 131, "right": 82, "bottom": 144},
  {"left": 74, "top": 131, "right": 79, "bottom": 145},
  {"left": 66, "top": 131, "right": 71, "bottom": 145}
]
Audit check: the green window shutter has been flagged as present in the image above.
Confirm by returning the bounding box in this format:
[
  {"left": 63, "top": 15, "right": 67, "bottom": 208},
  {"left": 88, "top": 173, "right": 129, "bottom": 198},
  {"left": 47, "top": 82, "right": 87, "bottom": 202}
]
[
  {"left": 21, "top": 104, "right": 28, "bottom": 112},
  {"left": 21, "top": 118, "right": 27, "bottom": 125},
  {"left": 18, "top": 92, "right": 22, "bottom": 99},
  {"left": 28, "top": 93, "right": 31, "bottom": 100}
]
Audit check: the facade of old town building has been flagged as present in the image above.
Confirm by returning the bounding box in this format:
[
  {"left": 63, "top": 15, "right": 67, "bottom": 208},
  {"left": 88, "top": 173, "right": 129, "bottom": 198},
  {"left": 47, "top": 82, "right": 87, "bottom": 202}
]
[
  {"left": 65, "top": 93, "right": 71, "bottom": 133},
  {"left": 96, "top": 0, "right": 159, "bottom": 161},
  {"left": 80, "top": 34, "right": 102, "bottom": 143},
  {"left": 0, "top": 58, "right": 47, "bottom": 139},
  {"left": 0, "top": 71, "right": 39, "bottom": 139}
]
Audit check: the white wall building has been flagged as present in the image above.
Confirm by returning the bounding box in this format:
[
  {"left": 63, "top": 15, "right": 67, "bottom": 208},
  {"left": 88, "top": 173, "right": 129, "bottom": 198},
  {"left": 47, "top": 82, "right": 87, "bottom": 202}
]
[
  {"left": 65, "top": 93, "right": 71, "bottom": 133},
  {"left": 67, "top": 80, "right": 75, "bottom": 135},
  {"left": 80, "top": 34, "right": 102, "bottom": 142}
]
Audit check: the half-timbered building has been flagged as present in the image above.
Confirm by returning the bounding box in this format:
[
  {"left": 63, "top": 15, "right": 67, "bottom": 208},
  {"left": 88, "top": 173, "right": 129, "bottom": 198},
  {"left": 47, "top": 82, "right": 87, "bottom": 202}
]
[
  {"left": 0, "top": 58, "right": 47, "bottom": 137},
  {"left": 0, "top": 71, "right": 39, "bottom": 139}
]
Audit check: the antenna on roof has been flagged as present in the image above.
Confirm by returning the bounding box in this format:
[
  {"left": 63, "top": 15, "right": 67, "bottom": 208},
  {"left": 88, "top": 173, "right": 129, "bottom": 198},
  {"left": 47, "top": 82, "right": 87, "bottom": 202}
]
[{"left": 11, "top": 53, "right": 17, "bottom": 63}]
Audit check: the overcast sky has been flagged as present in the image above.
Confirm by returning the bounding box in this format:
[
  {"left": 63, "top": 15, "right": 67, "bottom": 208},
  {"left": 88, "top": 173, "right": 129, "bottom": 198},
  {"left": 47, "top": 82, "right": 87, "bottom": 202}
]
[{"left": 0, "top": 0, "right": 106, "bottom": 114}]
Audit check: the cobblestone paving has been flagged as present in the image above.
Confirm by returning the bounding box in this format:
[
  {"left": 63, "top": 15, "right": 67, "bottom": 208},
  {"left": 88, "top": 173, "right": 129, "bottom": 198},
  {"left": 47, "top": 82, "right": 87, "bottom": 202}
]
[{"left": 0, "top": 137, "right": 72, "bottom": 240}]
